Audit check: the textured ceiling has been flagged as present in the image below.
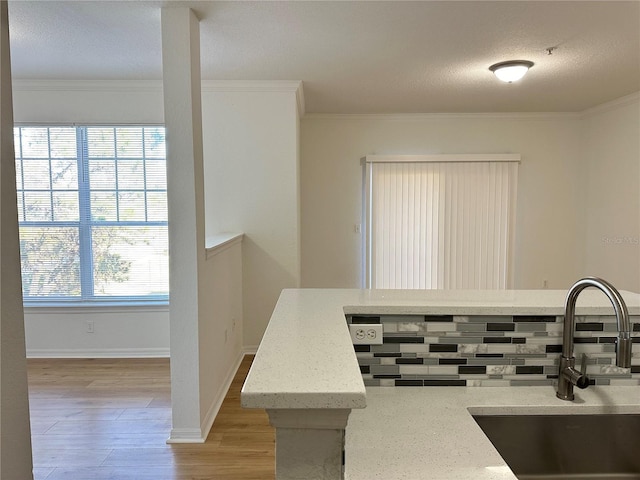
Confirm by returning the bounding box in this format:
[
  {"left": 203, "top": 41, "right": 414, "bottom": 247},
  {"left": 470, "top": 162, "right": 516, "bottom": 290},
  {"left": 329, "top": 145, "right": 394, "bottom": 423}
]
[{"left": 7, "top": 1, "right": 640, "bottom": 114}]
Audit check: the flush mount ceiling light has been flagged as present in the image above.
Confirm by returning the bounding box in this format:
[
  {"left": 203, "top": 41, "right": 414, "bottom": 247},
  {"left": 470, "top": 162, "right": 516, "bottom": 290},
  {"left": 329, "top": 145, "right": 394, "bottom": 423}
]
[{"left": 489, "top": 60, "right": 534, "bottom": 83}]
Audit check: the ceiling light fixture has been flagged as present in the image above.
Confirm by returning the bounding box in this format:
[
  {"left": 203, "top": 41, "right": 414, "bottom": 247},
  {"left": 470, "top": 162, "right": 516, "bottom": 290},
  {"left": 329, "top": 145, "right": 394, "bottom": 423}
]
[{"left": 489, "top": 60, "right": 534, "bottom": 83}]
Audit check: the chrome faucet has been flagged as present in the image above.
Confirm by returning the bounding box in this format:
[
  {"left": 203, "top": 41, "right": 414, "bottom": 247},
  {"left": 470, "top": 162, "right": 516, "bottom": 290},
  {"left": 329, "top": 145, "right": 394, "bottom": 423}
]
[{"left": 556, "top": 277, "right": 632, "bottom": 401}]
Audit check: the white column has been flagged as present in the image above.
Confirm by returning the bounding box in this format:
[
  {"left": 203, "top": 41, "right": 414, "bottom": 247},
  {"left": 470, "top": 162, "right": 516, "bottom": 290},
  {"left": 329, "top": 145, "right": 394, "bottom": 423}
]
[
  {"left": 161, "top": 7, "right": 207, "bottom": 442},
  {"left": 0, "top": 1, "right": 34, "bottom": 477}
]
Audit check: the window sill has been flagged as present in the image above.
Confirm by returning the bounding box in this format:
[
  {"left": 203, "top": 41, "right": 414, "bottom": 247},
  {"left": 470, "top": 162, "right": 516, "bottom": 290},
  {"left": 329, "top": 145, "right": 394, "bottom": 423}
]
[{"left": 23, "top": 300, "right": 169, "bottom": 314}]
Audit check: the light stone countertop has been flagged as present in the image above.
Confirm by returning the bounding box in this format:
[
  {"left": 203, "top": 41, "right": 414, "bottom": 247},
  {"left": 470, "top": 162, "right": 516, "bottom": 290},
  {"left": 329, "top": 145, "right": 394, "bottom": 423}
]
[
  {"left": 240, "top": 288, "right": 640, "bottom": 477},
  {"left": 242, "top": 288, "right": 640, "bottom": 410},
  {"left": 345, "top": 385, "right": 640, "bottom": 480}
]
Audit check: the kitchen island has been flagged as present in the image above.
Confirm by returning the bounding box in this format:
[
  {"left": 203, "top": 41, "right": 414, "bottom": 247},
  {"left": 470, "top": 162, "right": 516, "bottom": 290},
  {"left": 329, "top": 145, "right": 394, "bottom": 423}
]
[{"left": 241, "top": 288, "right": 640, "bottom": 479}]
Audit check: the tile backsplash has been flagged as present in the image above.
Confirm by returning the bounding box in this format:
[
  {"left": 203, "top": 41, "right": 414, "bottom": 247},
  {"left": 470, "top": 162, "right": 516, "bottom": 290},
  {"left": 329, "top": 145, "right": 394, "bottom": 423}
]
[{"left": 346, "top": 314, "right": 640, "bottom": 387}]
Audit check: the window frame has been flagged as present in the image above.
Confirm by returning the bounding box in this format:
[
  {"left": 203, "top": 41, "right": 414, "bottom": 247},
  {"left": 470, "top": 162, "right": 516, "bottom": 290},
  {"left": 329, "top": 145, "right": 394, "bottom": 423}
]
[{"left": 15, "top": 123, "right": 169, "bottom": 307}]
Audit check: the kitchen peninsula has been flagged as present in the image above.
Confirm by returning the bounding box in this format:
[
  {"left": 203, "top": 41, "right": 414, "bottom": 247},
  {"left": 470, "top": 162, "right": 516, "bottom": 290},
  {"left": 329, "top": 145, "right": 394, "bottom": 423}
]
[{"left": 241, "top": 288, "right": 640, "bottom": 480}]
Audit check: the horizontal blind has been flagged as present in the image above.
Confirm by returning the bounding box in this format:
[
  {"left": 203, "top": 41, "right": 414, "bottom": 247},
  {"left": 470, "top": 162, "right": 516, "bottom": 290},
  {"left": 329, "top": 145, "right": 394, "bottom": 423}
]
[
  {"left": 366, "top": 157, "right": 518, "bottom": 290},
  {"left": 15, "top": 127, "right": 82, "bottom": 297},
  {"left": 84, "top": 127, "right": 168, "bottom": 299},
  {"left": 14, "top": 125, "right": 168, "bottom": 302}
]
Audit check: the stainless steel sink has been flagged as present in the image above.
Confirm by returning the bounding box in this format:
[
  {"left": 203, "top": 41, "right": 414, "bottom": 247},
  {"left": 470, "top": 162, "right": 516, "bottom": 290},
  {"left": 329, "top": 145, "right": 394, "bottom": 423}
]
[{"left": 472, "top": 414, "right": 640, "bottom": 480}]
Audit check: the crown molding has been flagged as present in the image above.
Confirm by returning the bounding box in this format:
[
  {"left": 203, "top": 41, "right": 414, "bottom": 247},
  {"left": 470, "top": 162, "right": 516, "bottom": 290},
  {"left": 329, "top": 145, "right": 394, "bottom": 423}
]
[
  {"left": 200, "top": 79, "right": 301, "bottom": 93},
  {"left": 11, "top": 78, "right": 306, "bottom": 117},
  {"left": 12, "top": 79, "right": 163, "bottom": 93},
  {"left": 9, "top": 79, "right": 635, "bottom": 121},
  {"left": 303, "top": 111, "right": 580, "bottom": 121},
  {"left": 201, "top": 80, "right": 305, "bottom": 117},
  {"left": 580, "top": 91, "right": 640, "bottom": 118},
  {"left": 296, "top": 81, "right": 306, "bottom": 118}
]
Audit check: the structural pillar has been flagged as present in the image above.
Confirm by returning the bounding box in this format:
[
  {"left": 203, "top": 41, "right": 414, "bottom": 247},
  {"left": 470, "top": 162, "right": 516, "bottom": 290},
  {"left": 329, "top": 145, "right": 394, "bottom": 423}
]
[{"left": 161, "top": 7, "right": 207, "bottom": 442}]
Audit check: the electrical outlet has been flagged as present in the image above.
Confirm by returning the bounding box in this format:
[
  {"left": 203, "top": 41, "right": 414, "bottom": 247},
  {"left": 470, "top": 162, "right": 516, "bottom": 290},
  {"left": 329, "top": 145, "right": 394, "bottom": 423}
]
[
  {"left": 349, "top": 324, "right": 383, "bottom": 345},
  {"left": 86, "top": 321, "right": 94, "bottom": 334}
]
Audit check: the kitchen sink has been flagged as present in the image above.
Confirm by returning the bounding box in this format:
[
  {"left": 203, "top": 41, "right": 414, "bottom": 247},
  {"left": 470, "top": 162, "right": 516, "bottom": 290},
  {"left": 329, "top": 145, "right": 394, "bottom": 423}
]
[{"left": 472, "top": 414, "right": 640, "bottom": 480}]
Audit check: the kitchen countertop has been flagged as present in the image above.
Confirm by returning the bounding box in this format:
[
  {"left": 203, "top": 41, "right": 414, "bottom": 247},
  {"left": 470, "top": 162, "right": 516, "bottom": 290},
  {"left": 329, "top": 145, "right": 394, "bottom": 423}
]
[
  {"left": 242, "top": 288, "right": 640, "bottom": 409},
  {"left": 345, "top": 385, "right": 640, "bottom": 480},
  {"left": 241, "top": 288, "right": 640, "bottom": 477}
]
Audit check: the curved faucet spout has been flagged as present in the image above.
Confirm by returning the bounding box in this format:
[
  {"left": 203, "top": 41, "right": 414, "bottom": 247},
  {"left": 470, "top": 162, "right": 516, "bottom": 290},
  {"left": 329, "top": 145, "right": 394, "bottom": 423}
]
[{"left": 557, "top": 277, "right": 632, "bottom": 401}]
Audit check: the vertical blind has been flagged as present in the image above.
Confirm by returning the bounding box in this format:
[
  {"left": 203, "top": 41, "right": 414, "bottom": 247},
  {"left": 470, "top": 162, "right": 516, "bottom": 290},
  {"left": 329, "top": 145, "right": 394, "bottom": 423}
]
[
  {"left": 14, "top": 125, "right": 168, "bottom": 302},
  {"left": 364, "top": 155, "right": 519, "bottom": 290}
]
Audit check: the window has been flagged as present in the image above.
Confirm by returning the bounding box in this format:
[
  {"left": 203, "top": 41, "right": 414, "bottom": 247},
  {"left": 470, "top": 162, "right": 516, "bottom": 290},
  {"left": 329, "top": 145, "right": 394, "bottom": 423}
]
[
  {"left": 14, "top": 126, "right": 169, "bottom": 303},
  {"left": 363, "top": 155, "right": 519, "bottom": 290}
]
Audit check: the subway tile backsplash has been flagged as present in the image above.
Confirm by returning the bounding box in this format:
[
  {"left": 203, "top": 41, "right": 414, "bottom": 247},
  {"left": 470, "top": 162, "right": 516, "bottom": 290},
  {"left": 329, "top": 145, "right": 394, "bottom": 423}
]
[{"left": 346, "top": 314, "right": 640, "bottom": 387}]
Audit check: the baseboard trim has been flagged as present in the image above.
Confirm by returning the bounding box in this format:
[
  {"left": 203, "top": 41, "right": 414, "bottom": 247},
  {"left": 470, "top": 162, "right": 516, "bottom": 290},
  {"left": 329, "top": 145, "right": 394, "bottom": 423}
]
[
  {"left": 198, "top": 349, "right": 246, "bottom": 441},
  {"left": 243, "top": 345, "right": 259, "bottom": 355},
  {"left": 26, "top": 348, "right": 170, "bottom": 358},
  {"left": 166, "top": 428, "right": 205, "bottom": 444},
  {"left": 167, "top": 349, "right": 247, "bottom": 444}
]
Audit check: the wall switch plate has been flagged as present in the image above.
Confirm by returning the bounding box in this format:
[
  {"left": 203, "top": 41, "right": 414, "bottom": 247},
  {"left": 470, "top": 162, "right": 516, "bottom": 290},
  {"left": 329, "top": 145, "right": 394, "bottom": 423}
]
[{"left": 349, "top": 324, "right": 383, "bottom": 345}]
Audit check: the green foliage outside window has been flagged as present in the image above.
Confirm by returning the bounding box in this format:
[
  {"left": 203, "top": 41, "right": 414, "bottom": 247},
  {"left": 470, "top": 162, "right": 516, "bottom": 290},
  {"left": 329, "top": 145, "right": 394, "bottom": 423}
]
[{"left": 15, "top": 126, "right": 168, "bottom": 302}]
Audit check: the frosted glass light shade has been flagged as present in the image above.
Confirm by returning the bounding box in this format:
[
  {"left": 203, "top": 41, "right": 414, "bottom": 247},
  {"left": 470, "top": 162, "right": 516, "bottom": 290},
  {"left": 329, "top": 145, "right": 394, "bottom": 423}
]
[{"left": 490, "top": 61, "right": 534, "bottom": 83}]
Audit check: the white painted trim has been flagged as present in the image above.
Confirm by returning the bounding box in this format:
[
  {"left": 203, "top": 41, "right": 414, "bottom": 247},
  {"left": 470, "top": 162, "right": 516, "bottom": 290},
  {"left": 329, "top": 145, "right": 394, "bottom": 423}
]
[
  {"left": 198, "top": 349, "right": 246, "bottom": 441},
  {"left": 11, "top": 78, "right": 307, "bottom": 117},
  {"left": 296, "top": 81, "right": 306, "bottom": 118},
  {"left": 581, "top": 91, "right": 640, "bottom": 117},
  {"left": 304, "top": 112, "right": 580, "bottom": 120},
  {"left": 12, "top": 79, "right": 163, "bottom": 93},
  {"left": 205, "top": 233, "right": 243, "bottom": 260},
  {"left": 167, "top": 351, "right": 247, "bottom": 444},
  {"left": 23, "top": 304, "right": 169, "bottom": 314},
  {"left": 363, "top": 154, "right": 521, "bottom": 164},
  {"left": 201, "top": 80, "right": 305, "bottom": 117},
  {"left": 200, "top": 79, "right": 301, "bottom": 93},
  {"left": 243, "top": 345, "right": 260, "bottom": 355},
  {"left": 363, "top": 161, "right": 373, "bottom": 289},
  {"left": 26, "top": 348, "right": 170, "bottom": 358},
  {"left": 166, "top": 428, "right": 205, "bottom": 444}
]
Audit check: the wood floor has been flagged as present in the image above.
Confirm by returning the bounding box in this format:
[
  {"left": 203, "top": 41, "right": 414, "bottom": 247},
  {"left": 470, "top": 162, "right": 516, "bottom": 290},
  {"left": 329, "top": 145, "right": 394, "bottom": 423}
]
[{"left": 27, "top": 356, "right": 275, "bottom": 480}]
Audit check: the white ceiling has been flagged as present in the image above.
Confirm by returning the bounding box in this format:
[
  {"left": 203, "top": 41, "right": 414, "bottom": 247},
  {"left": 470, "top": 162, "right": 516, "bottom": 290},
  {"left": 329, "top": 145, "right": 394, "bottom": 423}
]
[{"left": 7, "top": 1, "right": 640, "bottom": 114}]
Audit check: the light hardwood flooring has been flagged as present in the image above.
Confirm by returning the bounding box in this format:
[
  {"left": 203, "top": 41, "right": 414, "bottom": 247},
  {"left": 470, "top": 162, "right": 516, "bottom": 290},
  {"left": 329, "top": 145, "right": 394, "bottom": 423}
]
[{"left": 27, "top": 356, "right": 275, "bottom": 480}]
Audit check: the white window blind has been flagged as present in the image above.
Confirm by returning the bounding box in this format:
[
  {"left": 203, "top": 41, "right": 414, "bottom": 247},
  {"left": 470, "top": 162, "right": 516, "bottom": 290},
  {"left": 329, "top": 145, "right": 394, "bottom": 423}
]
[
  {"left": 14, "top": 126, "right": 169, "bottom": 303},
  {"left": 364, "top": 155, "right": 519, "bottom": 290}
]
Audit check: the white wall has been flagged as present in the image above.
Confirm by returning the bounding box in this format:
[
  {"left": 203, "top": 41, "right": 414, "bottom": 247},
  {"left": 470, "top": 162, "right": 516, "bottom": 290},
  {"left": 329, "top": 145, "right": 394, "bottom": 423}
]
[
  {"left": 12, "top": 80, "right": 172, "bottom": 357},
  {"left": 12, "top": 78, "right": 637, "bottom": 360},
  {"left": 24, "top": 307, "right": 169, "bottom": 357},
  {"left": 300, "top": 113, "right": 586, "bottom": 290},
  {"left": 198, "top": 238, "right": 243, "bottom": 432},
  {"left": 201, "top": 83, "right": 302, "bottom": 348},
  {"left": 13, "top": 80, "right": 164, "bottom": 125},
  {"left": 13, "top": 69, "right": 252, "bottom": 440},
  {"left": 582, "top": 94, "right": 640, "bottom": 292},
  {"left": 12, "top": 79, "right": 302, "bottom": 355}
]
